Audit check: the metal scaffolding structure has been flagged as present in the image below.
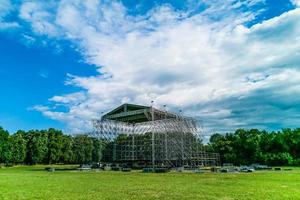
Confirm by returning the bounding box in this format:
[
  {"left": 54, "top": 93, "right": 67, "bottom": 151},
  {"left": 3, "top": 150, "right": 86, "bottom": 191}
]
[{"left": 92, "top": 104, "right": 220, "bottom": 169}]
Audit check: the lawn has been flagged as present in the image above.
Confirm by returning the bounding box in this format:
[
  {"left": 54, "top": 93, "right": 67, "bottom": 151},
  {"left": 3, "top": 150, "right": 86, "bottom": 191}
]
[{"left": 0, "top": 166, "right": 300, "bottom": 200}]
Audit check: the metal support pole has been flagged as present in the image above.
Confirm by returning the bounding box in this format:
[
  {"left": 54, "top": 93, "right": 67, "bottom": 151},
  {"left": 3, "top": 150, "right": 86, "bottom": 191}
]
[
  {"left": 181, "top": 134, "right": 184, "bottom": 166},
  {"left": 196, "top": 137, "right": 199, "bottom": 167},
  {"left": 113, "top": 141, "right": 116, "bottom": 162},
  {"left": 151, "top": 106, "right": 155, "bottom": 171},
  {"left": 132, "top": 123, "right": 135, "bottom": 162},
  {"left": 164, "top": 105, "right": 168, "bottom": 166},
  {"left": 165, "top": 132, "right": 168, "bottom": 164},
  {"left": 132, "top": 135, "right": 135, "bottom": 161},
  {"left": 113, "top": 127, "right": 117, "bottom": 163}
]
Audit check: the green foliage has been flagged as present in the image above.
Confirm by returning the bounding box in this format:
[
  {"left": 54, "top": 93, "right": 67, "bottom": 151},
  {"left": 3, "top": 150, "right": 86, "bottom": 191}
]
[
  {"left": 209, "top": 128, "right": 300, "bottom": 166},
  {"left": 0, "top": 127, "right": 102, "bottom": 165},
  {"left": 73, "top": 135, "right": 93, "bottom": 164},
  {"left": 0, "top": 127, "right": 9, "bottom": 163},
  {"left": 261, "top": 153, "right": 294, "bottom": 166},
  {"left": 47, "top": 128, "right": 63, "bottom": 164},
  {"left": 25, "top": 130, "right": 48, "bottom": 164},
  {"left": 1, "top": 125, "right": 300, "bottom": 166},
  {"left": 92, "top": 138, "right": 103, "bottom": 163},
  {"left": 60, "top": 135, "right": 74, "bottom": 164},
  {"left": 8, "top": 131, "right": 27, "bottom": 164}
]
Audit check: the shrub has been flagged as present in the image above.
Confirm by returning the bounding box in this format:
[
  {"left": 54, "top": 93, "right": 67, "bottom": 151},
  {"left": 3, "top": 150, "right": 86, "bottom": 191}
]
[{"left": 263, "top": 152, "right": 294, "bottom": 166}]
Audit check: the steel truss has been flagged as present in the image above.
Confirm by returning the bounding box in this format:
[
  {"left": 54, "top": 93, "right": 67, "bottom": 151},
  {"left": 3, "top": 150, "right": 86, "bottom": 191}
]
[{"left": 92, "top": 117, "right": 220, "bottom": 168}]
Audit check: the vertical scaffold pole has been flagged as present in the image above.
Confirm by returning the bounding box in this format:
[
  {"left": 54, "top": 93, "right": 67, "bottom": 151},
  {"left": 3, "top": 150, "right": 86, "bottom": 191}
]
[
  {"left": 113, "top": 141, "right": 117, "bottom": 162},
  {"left": 165, "top": 132, "right": 168, "bottom": 164},
  {"left": 132, "top": 135, "right": 135, "bottom": 161},
  {"left": 164, "top": 105, "right": 168, "bottom": 166},
  {"left": 151, "top": 106, "right": 155, "bottom": 171},
  {"left": 113, "top": 127, "right": 117, "bottom": 162},
  {"left": 132, "top": 123, "right": 135, "bottom": 162}
]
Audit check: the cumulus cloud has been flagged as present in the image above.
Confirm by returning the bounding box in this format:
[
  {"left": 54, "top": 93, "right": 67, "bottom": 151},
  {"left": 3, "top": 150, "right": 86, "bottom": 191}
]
[
  {"left": 292, "top": 0, "right": 300, "bottom": 7},
  {"left": 10, "top": 0, "right": 300, "bottom": 134},
  {"left": 19, "top": 1, "right": 59, "bottom": 36},
  {"left": 0, "top": 0, "right": 19, "bottom": 29}
]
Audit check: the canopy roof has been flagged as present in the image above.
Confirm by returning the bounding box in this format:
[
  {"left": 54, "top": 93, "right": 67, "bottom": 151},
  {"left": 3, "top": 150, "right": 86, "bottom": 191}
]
[{"left": 102, "top": 103, "right": 178, "bottom": 123}]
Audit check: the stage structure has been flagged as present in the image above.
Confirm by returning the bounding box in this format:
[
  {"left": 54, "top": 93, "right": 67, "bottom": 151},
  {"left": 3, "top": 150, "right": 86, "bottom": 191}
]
[{"left": 92, "top": 103, "right": 220, "bottom": 168}]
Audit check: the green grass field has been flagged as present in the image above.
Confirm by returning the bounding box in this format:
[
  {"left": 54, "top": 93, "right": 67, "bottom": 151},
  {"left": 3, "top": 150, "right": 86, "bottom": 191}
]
[{"left": 0, "top": 166, "right": 300, "bottom": 200}]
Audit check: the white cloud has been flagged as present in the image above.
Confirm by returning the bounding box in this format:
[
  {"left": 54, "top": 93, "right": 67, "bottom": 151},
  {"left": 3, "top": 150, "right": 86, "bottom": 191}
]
[
  {"left": 0, "top": 0, "right": 13, "bottom": 19},
  {"left": 50, "top": 92, "right": 86, "bottom": 104},
  {"left": 19, "top": 1, "right": 59, "bottom": 36},
  {"left": 0, "top": 0, "right": 19, "bottom": 30},
  {"left": 292, "top": 0, "right": 300, "bottom": 7},
  {"left": 15, "top": 0, "right": 300, "bottom": 133}
]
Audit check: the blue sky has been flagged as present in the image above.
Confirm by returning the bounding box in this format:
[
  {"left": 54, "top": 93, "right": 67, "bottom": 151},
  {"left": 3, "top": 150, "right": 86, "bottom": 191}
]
[
  {"left": 0, "top": 36, "right": 96, "bottom": 131},
  {"left": 0, "top": 0, "right": 300, "bottom": 134}
]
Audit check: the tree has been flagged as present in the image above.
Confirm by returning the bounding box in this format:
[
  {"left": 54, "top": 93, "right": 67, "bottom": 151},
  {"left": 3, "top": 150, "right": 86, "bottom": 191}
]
[
  {"left": 209, "top": 128, "right": 300, "bottom": 166},
  {"left": 209, "top": 133, "right": 223, "bottom": 144},
  {"left": 73, "top": 135, "right": 93, "bottom": 164},
  {"left": 92, "top": 138, "right": 103, "bottom": 163},
  {"left": 25, "top": 130, "right": 48, "bottom": 164},
  {"left": 1, "top": 124, "right": 300, "bottom": 167},
  {"left": 60, "top": 135, "right": 74, "bottom": 164},
  {"left": 0, "top": 127, "right": 9, "bottom": 163},
  {"left": 47, "top": 128, "right": 63, "bottom": 164},
  {"left": 9, "top": 131, "right": 27, "bottom": 164},
  {"left": 233, "top": 129, "right": 260, "bottom": 165},
  {"left": 263, "top": 152, "right": 294, "bottom": 166}
]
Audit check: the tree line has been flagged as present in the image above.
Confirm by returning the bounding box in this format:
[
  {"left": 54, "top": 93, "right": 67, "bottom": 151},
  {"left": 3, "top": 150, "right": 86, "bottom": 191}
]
[
  {"left": 208, "top": 128, "right": 300, "bottom": 166},
  {"left": 1, "top": 126, "right": 300, "bottom": 166},
  {"left": 0, "top": 127, "right": 103, "bottom": 165}
]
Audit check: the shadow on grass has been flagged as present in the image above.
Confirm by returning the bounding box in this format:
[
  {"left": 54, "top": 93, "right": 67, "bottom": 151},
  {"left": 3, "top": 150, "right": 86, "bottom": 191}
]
[{"left": 25, "top": 166, "right": 79, "bottom": 172}]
